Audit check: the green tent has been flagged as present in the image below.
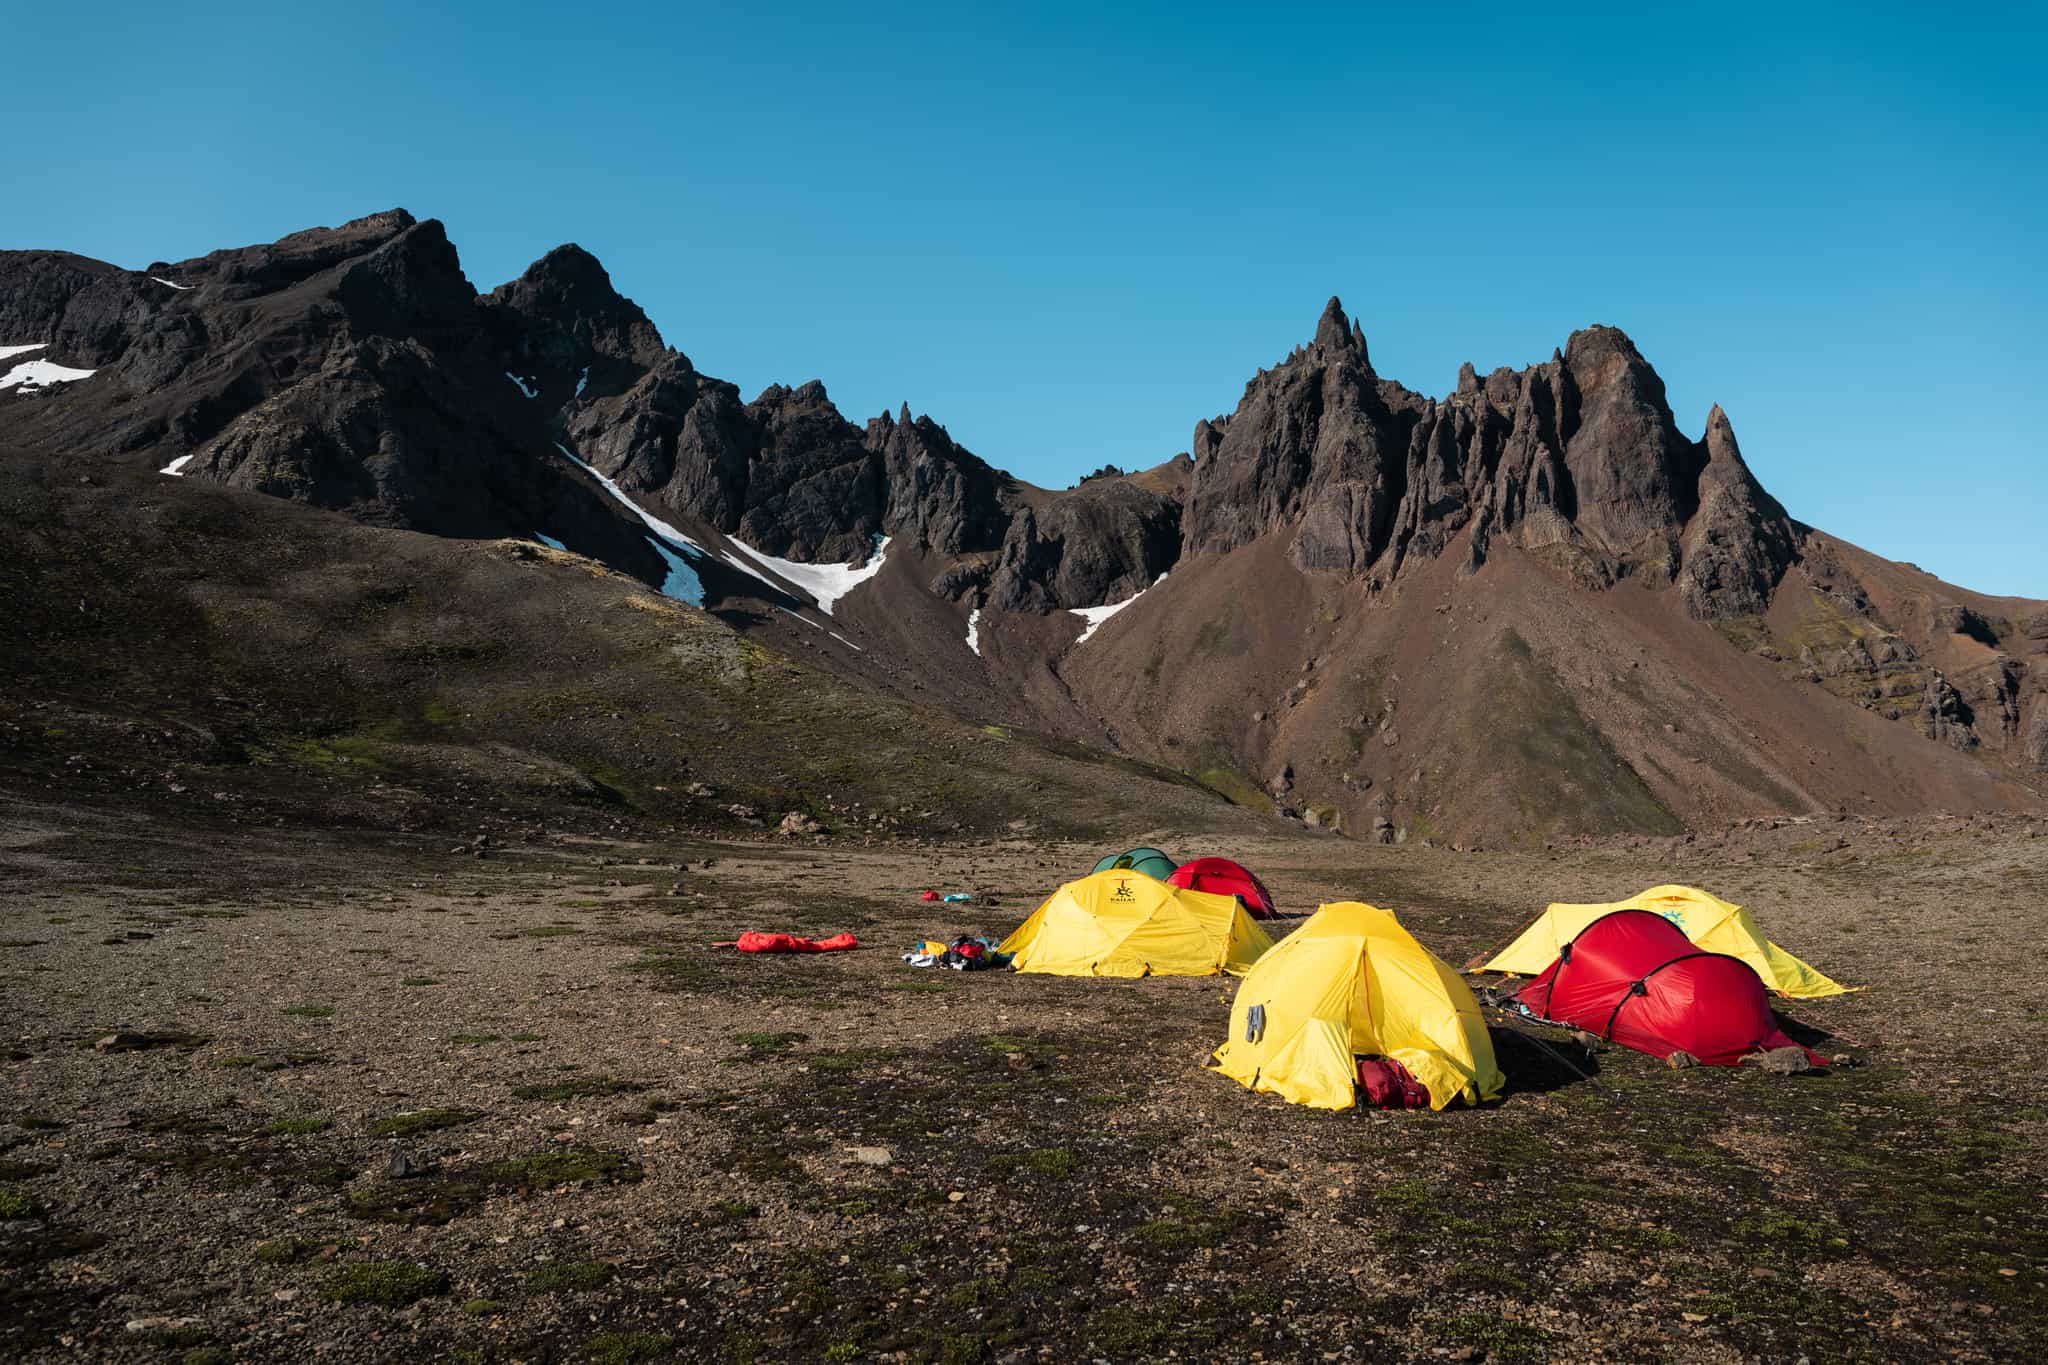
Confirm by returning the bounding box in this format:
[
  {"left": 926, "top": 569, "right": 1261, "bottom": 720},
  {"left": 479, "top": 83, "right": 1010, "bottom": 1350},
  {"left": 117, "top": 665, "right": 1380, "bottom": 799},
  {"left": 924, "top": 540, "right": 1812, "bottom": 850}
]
[{"left": 1090, "top": 846, "right": 1178, "bottom": 882}]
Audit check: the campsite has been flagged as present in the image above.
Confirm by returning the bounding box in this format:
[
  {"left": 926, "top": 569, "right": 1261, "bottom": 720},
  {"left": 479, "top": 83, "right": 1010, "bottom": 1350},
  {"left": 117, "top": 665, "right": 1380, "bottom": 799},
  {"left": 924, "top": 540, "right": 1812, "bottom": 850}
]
[{"left": 3, "top": 800, "right": 2043, "bottom": 1362}]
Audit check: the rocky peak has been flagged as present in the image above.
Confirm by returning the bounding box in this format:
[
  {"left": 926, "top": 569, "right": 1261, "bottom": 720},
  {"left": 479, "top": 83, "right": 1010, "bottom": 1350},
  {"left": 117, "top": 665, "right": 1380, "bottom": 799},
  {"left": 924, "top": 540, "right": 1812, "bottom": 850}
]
[
  {"left": 864, "top": 405, "right": 1013, "bottom": 557},
  {"left": 489, "top": 243, "right": 668, "bottom": 370},
  {"left": 1184, "top": 306, "right": 1797, "bottom": 616},
  {"left": 1311, "top": 295, "right": 1371, "bottom": 366},
  {"left": 205, "top": 208, "right": 423, "bottom": 294},
  {"left": 1675, "top": 403, "right": 1796, "bottom": 616},
  {"left": 334, "top": 218, "right": 477, "bottom": 340}
]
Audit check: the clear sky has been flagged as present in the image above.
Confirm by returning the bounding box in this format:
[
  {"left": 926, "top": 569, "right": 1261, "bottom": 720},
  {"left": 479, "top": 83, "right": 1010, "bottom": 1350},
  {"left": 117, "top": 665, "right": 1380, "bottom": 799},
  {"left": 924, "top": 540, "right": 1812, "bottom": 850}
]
[{"left": 7, "top": 2, "right": 2043, "bottom": 595}]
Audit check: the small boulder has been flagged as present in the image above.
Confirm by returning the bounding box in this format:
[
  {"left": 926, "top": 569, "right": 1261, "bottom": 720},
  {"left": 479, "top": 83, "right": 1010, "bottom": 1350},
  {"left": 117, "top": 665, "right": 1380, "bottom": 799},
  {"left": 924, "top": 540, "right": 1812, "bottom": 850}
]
[
  {"left": 1741, "top": 1046, "right": 1814, "bottom": 1075},
  {"left": 387, "top": 1139, "right": 425, "bottom": 1179}
]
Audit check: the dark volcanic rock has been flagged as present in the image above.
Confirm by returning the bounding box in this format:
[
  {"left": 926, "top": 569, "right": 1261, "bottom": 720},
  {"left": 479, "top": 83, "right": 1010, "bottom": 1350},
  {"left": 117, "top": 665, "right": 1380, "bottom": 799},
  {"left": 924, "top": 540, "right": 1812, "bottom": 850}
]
[
  {"left": 866, "top": 404, "right": 1015, "bottom": 556},
  {"left": 987, "top": 478, "right": 1181, "bottom": 612},
  {"left": 1182, "top": 298, "right": 1798, "bottom": 617},
  {"left": 1, "top": 208, "right": 1188, "bottom": 612},
  {"left": 1676, "top": 406, "right": 1797, "bottom": 616},
  {"left": 0, "top": 211, "right": 667, "bottom": 583},
  {"left": 738, "top": 381, "right": 886, "bottom": 561},
  {"left": 489, "top": 243, "right": 667, "bottom": 376},
  {"left": 566, "top": 356, "right": 757, "bottom": 534}
]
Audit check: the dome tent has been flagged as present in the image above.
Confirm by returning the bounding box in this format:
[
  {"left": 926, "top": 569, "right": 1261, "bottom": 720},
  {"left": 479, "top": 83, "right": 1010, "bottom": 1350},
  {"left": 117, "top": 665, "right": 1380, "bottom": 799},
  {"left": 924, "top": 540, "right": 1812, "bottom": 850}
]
[
  {"left": 1166, "top": 856, "right": 1279, "bottom": 919},
  {"left": 999, "top": 870, "right": 1272, "bottom": 978},
  {"left": 1211, "top": 902, "right": 1503, "bottom": 1111},
  {"left": 1516, "top": 910, "right": 1826, "bottom": 1067},
  {"left": 1477, "top": 884, "right": 1854, "bottom": 999},
  {"left": 1089, "top": 846, "right": 1178, "bottom": 882}
]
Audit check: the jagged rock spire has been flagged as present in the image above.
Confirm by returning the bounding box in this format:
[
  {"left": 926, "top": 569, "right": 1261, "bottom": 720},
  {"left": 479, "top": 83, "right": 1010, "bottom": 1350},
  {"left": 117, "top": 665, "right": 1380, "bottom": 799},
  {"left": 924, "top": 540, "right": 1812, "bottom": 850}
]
[
  {"left": 1312, "top": 296, "right": 1370, "bottom": 368},
  {"left": 1314, "top": 296, "right": 1350, "bottom": 349}
]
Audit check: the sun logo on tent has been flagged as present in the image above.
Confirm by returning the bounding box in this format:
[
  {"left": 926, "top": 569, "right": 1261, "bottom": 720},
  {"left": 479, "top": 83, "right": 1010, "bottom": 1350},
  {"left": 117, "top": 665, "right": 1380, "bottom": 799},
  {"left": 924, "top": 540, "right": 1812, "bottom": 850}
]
[{"left": 1110, "top": 879, "right": 1135, "bottom": 902}]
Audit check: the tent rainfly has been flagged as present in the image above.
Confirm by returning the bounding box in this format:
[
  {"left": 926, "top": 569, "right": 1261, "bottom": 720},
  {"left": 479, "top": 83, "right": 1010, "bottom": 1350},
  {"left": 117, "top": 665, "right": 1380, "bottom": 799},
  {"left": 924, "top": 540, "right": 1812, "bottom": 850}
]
[
  {"left": 1477, "top": 884, "right": 1855, "bottom": 999},
  {"left": 1090, "top": 846, "right": 1178, "bottom": 882},
  {"left": 1000, "top": 870, "right": 1272, "bottom": 978},
  {"left": 1211, "top": 901, "right": 1504, "bottom": 1111},
  {"left": 1166, "top": 856, "right": 1280, "bottom": 919},
  {"left": 1517, "top": 910, "right": 1828, "bottom": 1067}
]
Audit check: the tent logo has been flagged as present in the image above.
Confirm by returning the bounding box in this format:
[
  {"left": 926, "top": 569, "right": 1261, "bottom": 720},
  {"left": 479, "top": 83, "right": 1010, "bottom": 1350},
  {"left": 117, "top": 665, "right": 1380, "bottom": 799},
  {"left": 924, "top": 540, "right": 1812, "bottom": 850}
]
[{"left": 1110, "top": 879, "right": 1135, "bottom": 902}]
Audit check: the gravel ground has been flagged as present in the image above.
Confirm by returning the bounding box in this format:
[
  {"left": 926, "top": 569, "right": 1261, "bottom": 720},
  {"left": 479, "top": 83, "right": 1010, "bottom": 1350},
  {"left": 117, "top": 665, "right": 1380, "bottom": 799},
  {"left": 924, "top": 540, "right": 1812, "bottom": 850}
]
[{"left": 3, "top": 796, "right": 2045, "bottom": 1363}]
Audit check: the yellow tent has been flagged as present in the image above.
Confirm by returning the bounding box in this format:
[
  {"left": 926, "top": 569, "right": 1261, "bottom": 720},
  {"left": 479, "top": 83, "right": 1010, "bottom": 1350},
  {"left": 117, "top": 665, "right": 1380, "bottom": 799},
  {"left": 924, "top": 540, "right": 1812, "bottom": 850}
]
[
  {"left": 1476, "top": 884, "right": 1855, "bottom": 999},
  {"left": 999, "top": 870, "right": 1273, "bottom": 978},
  {"left": 1211, "top": 902, "right": 1503, "bottom": 1111}
]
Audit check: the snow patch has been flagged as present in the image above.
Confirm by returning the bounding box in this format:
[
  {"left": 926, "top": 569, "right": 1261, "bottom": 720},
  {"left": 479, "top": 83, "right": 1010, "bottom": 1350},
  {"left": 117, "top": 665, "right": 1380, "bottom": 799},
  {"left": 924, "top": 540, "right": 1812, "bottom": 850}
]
[
  {"left": 1069, "top": 572, "right": 1168, "bottom": 645},
  {"left": 575, "top": 366, "right": 589, "bottom": 398},
  {"left": 150, "top": 276, "right": 191, "bottom": 290},
  {"left": 534, "top": 532, "right": 566, "bottom": 550},
  {"left": 723, "top": 535, "right": 891, "bottom": 615},
  {"left": 0, "top": 342, "right": 50, "bottom": 361},
  {"left": 160, "top": 454, "right": 197, "bottom": 477},
  {"left": 555, "top": 441, "right": 762, "bottom": 611},
  {"left": 1, "top": 358, "right": 97, "bottom": 391},
  {"left": 506, "top": 372, "right": 539, "bottom": 399},
  {"left": 552, "top": 440, "right": 871, "bottom": 638},
  {"left": 643, "top": 537, "right": 706, "bottom": 606},
  {"left": 555, "top": 443, "right": 713, "bottom": 554},
  {"left": 965, "top": 607, "right": 983, "bottom": 657}
]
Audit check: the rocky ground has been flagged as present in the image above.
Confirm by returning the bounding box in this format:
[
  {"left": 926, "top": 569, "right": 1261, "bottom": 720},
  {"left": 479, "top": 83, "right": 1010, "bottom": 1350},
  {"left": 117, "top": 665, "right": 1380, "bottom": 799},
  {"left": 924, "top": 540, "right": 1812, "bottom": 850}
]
[{"left": 3, "top": 797, "right": 2045, "bottom": 1363}]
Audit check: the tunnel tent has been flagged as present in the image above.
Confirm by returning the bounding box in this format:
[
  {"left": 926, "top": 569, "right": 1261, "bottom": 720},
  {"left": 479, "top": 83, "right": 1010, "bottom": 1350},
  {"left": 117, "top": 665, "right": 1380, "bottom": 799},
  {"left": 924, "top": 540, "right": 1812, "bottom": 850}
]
[
  {"left": 999, "top": 870, "right": 1271, "bottom": 978},
  {"left": 1211, "top": 901, "right": 1504, "bottom": 1111},
  {"left": 1516, "top": 910, "right": 1828, "bottom": 1067},
  {"left": 1166, "top": 856, "right": 1279, "bottom": 919},
  {"left": 1089, "top": 846, "right": 1178, "bottom": 882},
  {"left": 1476, "top": 884, "right": 1855, "bottom": 999}
]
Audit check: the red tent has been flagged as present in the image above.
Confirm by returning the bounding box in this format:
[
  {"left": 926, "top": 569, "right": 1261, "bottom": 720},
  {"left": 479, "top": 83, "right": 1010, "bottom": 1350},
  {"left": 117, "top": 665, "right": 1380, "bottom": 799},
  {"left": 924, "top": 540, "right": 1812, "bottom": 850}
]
[
  {"left": 1165, "top": 857, "right": 1278, "bottom": 919},
  {"left": 1517, "top": 910, "right": 1823, "bottom": 1067}
]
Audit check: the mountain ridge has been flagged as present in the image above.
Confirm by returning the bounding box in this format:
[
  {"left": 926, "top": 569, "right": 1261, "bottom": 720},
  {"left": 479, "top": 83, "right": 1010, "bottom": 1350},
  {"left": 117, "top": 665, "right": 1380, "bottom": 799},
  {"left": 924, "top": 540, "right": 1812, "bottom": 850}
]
[{"left": 4, "top": 209, "right": 2041, "bottom": 841}]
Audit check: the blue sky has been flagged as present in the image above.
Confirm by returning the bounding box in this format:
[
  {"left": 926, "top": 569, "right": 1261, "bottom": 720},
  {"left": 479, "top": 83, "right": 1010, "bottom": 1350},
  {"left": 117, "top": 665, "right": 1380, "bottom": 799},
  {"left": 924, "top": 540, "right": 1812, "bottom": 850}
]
[{"left": 7, "top": 2, "right": 2043, "bottom": 594}]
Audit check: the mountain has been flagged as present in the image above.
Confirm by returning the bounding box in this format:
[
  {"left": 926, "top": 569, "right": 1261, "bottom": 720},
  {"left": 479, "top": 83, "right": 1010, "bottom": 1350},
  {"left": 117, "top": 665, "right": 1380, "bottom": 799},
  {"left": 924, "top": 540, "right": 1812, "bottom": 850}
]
[{"left": 3, "top": 211, "right": 2041, "bottom": 842}]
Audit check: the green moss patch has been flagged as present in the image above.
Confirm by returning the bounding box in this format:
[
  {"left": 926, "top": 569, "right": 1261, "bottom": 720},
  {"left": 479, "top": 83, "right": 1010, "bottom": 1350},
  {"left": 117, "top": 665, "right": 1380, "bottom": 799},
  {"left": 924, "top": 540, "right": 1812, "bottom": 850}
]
[
  {"left": 368, "top": 1109, "right": 478, "bottom": 1138},
  {"left": 477, "top": 1148, "right": 641, "bottom": 1188},
  {"left": 0, "top": 1186, "right": 44, "bottom": 1220},
  {"left": 253, "top": 1238, "right": 329, "bottom": 1265},
  {"left": 526, "top": 1259, "right": 616, "bottom": 1292},
  {"left": 583, "top": 1333, "right": 676, "bottom": 1364},
  {"left": 322, "top": 1259, "right": 449, "bottom": 1307}
]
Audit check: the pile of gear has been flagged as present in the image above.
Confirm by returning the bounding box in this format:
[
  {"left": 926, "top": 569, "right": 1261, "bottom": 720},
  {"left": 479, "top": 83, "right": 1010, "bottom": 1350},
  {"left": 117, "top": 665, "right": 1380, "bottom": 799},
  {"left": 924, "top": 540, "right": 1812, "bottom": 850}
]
[{"left": 900, "top": 935, "right": 1012, "bottom": 971}]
